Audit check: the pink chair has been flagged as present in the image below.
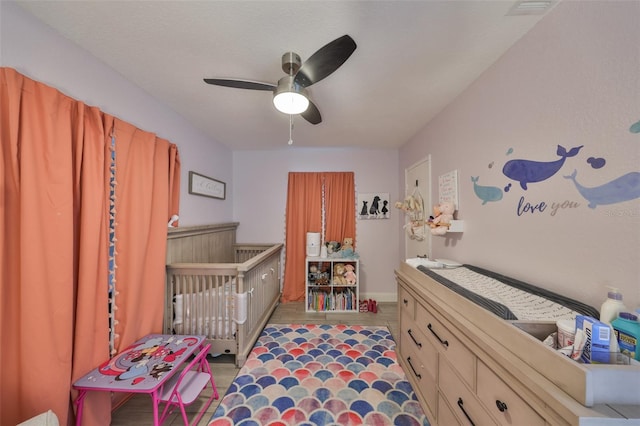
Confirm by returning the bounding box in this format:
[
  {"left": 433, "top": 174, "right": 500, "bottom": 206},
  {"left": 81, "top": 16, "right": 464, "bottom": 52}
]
[{"left": 157, "top": 343, "right": 218, "bottom": 425}]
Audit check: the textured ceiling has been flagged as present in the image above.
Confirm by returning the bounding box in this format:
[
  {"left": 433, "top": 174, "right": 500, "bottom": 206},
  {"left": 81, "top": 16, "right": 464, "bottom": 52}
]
[{"left": 17, "top": 1, "right": 553, "bottom": 150}]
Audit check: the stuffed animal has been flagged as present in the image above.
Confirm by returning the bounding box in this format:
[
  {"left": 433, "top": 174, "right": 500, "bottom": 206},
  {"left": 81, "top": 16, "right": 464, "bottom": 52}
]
[
  {"left": 333, "top": 263, "right": 347, "bottom": 285},
  {"left": 325, "top": 241, "right": 341, "bottom": 256},
  {"left": 308, "top": 264, "right": 318, "bottom": 283},
  {"left": 428, "top": 204, "right": 441, "bottom": 228},
  {"left": 344, "top": 264, "right": 357, "bottom": 285},
  {"left": 340, "top": 237, "right": 355, "bottom": 257},
  {"left": 430, "top": 201, "right": 455, "bottom": 236},
  {"left": 316, "top": 274, "right": 329, "bottom": 286}
]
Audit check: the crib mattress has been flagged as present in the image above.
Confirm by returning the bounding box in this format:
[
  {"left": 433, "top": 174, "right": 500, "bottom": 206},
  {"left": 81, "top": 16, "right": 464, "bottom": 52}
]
[{"left": 415, "top": 264, "right": 599, "bottom": 321}]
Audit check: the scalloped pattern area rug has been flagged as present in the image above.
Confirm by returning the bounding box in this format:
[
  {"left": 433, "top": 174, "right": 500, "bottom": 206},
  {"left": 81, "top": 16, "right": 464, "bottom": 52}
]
[{"left": 208, "top": 324, "right": 429, "bottom": 426}]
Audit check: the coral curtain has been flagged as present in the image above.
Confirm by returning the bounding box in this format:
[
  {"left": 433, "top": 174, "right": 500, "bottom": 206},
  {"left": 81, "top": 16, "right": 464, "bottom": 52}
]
[
  {"left": 109, "top": 118, "right": 181, "bottom": 350},
  {"left": 324, "top": 172, "right": 356, "bottom": 247},
  {"left": 0, "top": 68, "right": 180, "bottom": 426},
  {"left": 281, "top": 173, "right": 323, "bottom": 302},
  {"left": 281, "top": 172, "right": 355, "bottom": 303}
]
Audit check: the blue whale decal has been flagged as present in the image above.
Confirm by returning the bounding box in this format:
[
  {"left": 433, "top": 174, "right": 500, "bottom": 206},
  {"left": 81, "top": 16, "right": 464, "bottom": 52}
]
[
  {"left": 564, "top": 170, "right": 640, "bottom": 208},
  {"left": 503, "top": 145, "right": 583, "bottom": 190},
  {"left": 472, "top": 176, "right": 503, "bottom": 205}
]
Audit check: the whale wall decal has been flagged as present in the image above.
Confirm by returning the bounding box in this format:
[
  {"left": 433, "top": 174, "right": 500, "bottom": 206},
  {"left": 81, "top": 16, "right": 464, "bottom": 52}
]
[
  {"left": 472, "top": 176, "right": 503, "bottom": 205},
  {"left": 503, "top": 145, "right": 584, "bottom": 190},
  {"left": 564, "top": 169, "right": 640, "bottom": 208}
]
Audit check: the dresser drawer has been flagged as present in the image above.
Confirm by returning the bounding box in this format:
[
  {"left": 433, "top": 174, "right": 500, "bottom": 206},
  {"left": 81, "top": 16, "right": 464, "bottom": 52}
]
[
  {"left": 399, "top": 333, "right": 438, "bottom": 418},
  {"left": 439, "top": 359, "right": 497, "bottom": 426},
  {"left": 416, "top": 302, "right": 475, "bottom": 388},
  {"left": 398, "top": 285, "right": 415, "bottom": 320},
  {"left": 476, "top": 361, "right": 545, "bottom": 426},
  {"left": 400, "top": 312, "right": 438, "bottom": 379},
  {"left": 438, "top": 393, "right": 462, "bottom": 426}
]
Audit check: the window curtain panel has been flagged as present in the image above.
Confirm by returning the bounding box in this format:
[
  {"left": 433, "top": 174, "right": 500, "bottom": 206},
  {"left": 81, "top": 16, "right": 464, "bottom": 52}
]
[
  {"left": 109, "top": 118, "right": 181, "bottom": 350},
  {"left": 281, "top": 173, "right": 323, "bottom": 303},
  {"left": 281, "top": 172, "right": 355, "bottom": 303},
  {"left": 0, "top": 68, "right": 180, "bottom": 426},
  {"left": 324, "top": 172, "right": 356, "bottom": 246}
]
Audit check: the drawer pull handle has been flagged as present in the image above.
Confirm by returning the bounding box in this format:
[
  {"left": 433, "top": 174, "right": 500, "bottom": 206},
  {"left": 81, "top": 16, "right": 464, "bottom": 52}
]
[
  {"left": 403, "top": 298, "right": 408, "bottom": 306},
  {"left": 406, "top": 356, "right": 422, "bottom": 379},
  {"left": 496, "top": 400, "right": 508, "bottom": 412},
  {"left": 457, "top": 397, "right": 476, "bottom": 426},
  {"left": 427, "top": 323, "right": 449, "bottom": 347},
  {"left": 407, "top": 329, "right": 422, "bottom": 348}
]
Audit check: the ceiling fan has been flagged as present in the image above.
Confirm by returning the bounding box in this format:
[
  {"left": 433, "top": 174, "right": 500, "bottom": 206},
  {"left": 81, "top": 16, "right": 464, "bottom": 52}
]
[{"left": 204, "top": 35, "right": 357, "bottom": 125}]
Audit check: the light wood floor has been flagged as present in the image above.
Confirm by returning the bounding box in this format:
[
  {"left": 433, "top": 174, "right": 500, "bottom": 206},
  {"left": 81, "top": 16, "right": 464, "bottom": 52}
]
[{"left": 110, "top": 301, "right": 398, "bottom": 426}]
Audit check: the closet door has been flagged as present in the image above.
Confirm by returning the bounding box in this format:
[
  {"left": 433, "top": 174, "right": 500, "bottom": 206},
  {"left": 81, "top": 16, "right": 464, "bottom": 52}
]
[{"left": 404, "top": 156, "right": 431, "bottom": 259}]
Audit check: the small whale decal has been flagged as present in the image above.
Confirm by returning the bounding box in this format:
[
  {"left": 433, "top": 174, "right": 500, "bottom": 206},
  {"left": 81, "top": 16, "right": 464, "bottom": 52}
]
[
  {"left": 472, "top": 176, "right": 503, "bottom": 205},
  {"left": 564, "top": 169, "right": 640, "bottom": 208},
  {"left": 503, "top": 145, "right": 584, "bottom": 190}
]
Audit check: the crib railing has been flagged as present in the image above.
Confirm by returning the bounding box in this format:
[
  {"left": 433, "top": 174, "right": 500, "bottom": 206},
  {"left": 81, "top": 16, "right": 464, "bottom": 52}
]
[
  {"left": 234, "top": 244, "right": 282, "bottom": 363},
  {"left": 234, "top": 244, "right": 275, "bottom": 263},
  {"left": 164, "top": 243, "right": 282, "bottom": 364}
]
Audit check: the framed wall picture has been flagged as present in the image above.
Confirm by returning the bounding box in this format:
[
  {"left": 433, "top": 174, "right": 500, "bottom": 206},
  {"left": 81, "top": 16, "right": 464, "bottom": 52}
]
[
  {"left": 188, "top": 171, "right": 226, "bottom": 200},
  {"left": 358, "top": 192, "right": 390, "bottom": 219}
]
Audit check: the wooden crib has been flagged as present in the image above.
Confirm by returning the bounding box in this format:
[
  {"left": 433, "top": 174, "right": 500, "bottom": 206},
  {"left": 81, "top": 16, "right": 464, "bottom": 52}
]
[{"left": 163, "top": 223, "right": 282, "bottom": 366}]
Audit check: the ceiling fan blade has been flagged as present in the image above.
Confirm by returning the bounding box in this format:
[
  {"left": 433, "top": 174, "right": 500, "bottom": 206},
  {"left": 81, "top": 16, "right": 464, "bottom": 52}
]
[
  {"left": 203, "top": 78, "right": 276, "bottom": 91},
  {"left": 301, "top": 100, "right": 322, "bottom": 125},
  {"left": 294, "top": 35, "right": 357, "bottom": 88}
]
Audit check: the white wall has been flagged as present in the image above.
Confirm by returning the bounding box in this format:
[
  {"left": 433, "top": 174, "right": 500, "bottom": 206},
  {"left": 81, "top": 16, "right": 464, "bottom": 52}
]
[
  {"left": 1, "top": 2, "right": 233, "bottom": 226},
  {"left": 400, "top": 1, "right": 640, "bottom": 310},
  {"left": 233, "top": 148, "right": 400, "bottom": 301}
]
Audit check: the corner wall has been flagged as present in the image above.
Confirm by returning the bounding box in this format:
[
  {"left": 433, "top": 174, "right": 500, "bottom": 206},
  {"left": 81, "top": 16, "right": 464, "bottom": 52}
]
[{"left": 400, "top": 1, "right": 640, "bottom": 309}]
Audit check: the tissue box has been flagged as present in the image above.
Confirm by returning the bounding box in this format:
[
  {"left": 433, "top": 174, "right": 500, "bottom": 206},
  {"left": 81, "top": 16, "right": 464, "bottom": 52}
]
[{"left": 576, "top": 315, "right": 611, "bottom": 363}]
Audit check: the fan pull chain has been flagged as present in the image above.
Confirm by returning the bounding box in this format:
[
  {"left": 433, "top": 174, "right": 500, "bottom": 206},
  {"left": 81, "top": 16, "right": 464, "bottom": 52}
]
[{"left": 288, "top": 114, "right": 294, "bottom": 145}]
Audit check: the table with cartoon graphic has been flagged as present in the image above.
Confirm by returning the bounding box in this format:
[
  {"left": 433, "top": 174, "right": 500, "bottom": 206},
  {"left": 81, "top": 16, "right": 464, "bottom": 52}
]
[{"left": 73, "top": 334, "right": 205, "bottom": 426}]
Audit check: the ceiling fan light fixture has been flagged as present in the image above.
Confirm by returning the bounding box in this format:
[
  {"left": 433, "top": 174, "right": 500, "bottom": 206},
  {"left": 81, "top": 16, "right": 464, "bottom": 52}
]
[{"left": 273, "top": 76, "right": 309, "bottom": 115}]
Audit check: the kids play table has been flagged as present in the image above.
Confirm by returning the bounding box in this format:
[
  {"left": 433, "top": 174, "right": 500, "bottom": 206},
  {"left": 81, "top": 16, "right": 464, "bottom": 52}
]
[{"left": 73, "top": 333, "right": 205, "bottom": 426}]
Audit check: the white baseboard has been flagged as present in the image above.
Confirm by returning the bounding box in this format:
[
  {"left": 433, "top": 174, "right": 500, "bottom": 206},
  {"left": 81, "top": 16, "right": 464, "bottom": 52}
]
[{"left": 358, "top": 292, "right": 397, "bottom": 303}]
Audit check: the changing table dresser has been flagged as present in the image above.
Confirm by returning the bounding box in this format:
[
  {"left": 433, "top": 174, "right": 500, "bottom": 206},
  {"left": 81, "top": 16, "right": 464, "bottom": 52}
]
[{"left": 395, "top": 262, "right": 640, "bottom": 426}]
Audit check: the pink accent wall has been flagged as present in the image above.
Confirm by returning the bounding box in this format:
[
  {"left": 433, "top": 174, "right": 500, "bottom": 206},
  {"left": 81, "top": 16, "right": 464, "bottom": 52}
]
[{"left": 400, "top": 1, "right": 640, "bottom": 309}]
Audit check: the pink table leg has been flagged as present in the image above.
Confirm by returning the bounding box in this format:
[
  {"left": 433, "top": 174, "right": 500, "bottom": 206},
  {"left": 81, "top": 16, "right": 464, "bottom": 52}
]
[
  {"left": 151, "top": 390, "right": 160, "bottom": 426},
  {"left": 75, "top": 390, "right": 87, "bottom": 426}
]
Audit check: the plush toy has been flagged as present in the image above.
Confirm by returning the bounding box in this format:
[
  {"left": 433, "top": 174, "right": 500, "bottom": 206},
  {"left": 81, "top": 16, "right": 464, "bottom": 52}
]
[
  {"left": 308, "top": 264, "right": 318, "bottom": 283},
  {"left": 344, "top": 264, "right": 357, "bottom": 285},
  {"left": 333, "top": 263, "right": 347, "bottom": 285},
  {"left": 428, "top": 204, "right": 441, "bottom": 228},
  {"left": 325, "top": 241, "right": 341, "bottom": 256},
  {"left": 430, "top": 201, "right": 455, "bottom": 236},
  {"left": 316, "top": 274, "right": 329, "bottom": 286},
  {"left": 339, "top": 237, "right": 355, "bottom": 257}
]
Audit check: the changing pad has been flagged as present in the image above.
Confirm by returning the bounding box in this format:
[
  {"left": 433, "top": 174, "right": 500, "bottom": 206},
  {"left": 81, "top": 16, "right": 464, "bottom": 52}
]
[{"left": 414, "top": 264, "right": 599, "bottom": 321}]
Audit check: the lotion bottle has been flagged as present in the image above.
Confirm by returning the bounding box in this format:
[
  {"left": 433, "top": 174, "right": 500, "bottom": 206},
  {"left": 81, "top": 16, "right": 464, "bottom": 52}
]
[{"left": 600, "top": 287, "right": 627, "bottom": 325}]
